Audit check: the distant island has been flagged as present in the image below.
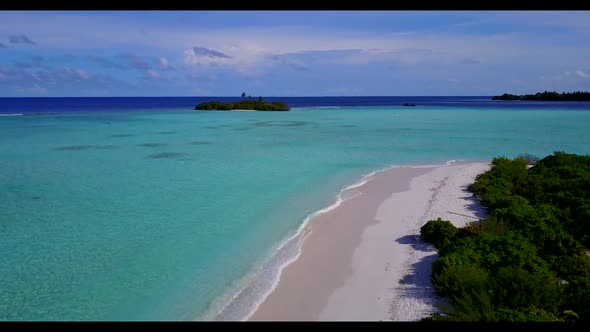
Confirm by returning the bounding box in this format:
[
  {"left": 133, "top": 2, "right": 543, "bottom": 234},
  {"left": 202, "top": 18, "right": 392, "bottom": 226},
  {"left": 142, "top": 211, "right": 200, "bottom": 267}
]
[
  {"left": 194, "top": 96, "right": 290, "bottom": 111},
  {"left": 492, "top": 91, "right": 590, "bottom": 101}
]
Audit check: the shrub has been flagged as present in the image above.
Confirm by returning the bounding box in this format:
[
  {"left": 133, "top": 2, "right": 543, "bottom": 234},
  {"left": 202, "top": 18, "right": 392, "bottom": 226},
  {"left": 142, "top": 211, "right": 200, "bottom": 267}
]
[
  {"left": 479, "top": 215, "right": 508, "bottom": 235},
  {"left": 424, "top": 152, "right": 590, "bottom": 321},
  {"left": 456, "top": 222, "right": 483, "bottom": 239},
  {"left": 490, "top": 266, "right": 560, "bottom": 313},
  {"left": 437, "top": 284, "right": 496, "bottom": 322},
  {"left": 420, "top": 218, "right": 457, "bottom": 250},
  {"left": 495, "top": 306, "right": 563, "bottom": 322},
  {"left": 516, "top": 153, "right": 540, "bottom": 166},
  {"left": 432, "top": 264, "right": 489, "bottom": 298},
  {"left": 561, "top": 275, "right": 590, "bottom": 321}
]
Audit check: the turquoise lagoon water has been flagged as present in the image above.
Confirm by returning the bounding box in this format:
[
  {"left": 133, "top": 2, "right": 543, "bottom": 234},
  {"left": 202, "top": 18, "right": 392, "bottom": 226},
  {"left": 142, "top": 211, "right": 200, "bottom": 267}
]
[{"left": 1, "top": 104, "right": 590, "bottom": 320}]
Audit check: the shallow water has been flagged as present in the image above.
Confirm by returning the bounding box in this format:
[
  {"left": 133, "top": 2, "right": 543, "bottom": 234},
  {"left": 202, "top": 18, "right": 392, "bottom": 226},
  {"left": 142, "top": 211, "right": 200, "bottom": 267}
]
[{"left": 1, "top": 101, "right": 590, "bottom": 320}]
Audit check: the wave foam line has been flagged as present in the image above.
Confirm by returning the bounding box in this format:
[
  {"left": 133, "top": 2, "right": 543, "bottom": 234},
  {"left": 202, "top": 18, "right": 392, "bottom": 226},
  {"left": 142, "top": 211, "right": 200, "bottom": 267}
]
[{"left": 209, "top": 159, "right": 473, "bottom": 321}]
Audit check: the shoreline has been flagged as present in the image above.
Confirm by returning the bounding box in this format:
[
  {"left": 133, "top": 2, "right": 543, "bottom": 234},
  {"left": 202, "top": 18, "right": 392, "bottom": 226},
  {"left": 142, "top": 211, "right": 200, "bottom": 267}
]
[
  {"left": 206, "top": 164, "right": 398, "bottom": 321},
  {"left": 248, "top": 161, "right": 491, "bottom": 321}
]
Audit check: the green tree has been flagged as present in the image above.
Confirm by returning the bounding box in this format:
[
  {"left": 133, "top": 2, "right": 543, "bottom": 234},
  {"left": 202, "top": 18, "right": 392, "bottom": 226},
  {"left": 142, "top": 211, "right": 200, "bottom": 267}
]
[{"left": 420, "top": 218, "right": 457, "bottom": 250}]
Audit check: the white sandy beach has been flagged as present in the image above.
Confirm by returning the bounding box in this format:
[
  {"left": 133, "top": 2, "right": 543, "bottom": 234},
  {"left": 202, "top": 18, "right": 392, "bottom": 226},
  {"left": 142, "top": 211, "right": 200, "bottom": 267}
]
[{"left": 249, "top": 162, "right": 491, "bottom": 321}]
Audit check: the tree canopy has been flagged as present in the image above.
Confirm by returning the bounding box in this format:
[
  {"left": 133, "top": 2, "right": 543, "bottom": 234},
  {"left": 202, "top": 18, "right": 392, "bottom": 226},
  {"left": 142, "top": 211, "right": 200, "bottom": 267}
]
[
  {"left": 421, "top": 152, "right": 590, "bottom": 322},
  {"left": 492, "top": 91, "right": 590, "bottom": 101},
  {"left": 194, "top": 99, "right": 290, "bottom": 111}
]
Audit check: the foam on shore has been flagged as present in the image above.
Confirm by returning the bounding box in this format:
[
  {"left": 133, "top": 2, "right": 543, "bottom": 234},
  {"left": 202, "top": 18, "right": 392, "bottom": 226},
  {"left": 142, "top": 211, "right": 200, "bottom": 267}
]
[{"left": 249, "top": 161, "right": 490, "bottom": 321}]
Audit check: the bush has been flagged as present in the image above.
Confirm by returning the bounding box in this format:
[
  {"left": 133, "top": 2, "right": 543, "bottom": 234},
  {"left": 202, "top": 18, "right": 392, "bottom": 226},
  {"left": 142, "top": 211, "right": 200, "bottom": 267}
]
[
  {"left": 456, "top": 222, "right": 483, "bottom": 239},
  {"left": 437, "top": 283, "right": 496, "bottom": 322},
  {"left": 433, "top": 232, "right": 550, "bottom": 276},
  {"left": 420, "top": 218, "right": 457, "bottom": 250},
  {"left": 425, "top": 152, "right": 590, "bottom": 321},
  {"left": 495, "top": 306, "right": 563, "bottom": 322},
  {"left": 491, "top": 266, "right": 560, "bottom": 313},
  {"left": 561, "top": 275, "right": 590, "bottom": 321},
  {"left": 479, "top": 215, "right": 508, "bottom": 235},
  {"left": 432, "top": 264, "right": 489, "bottom": 298},
  {"left": 516, "top": 153, "right": 540, "bottom": 166}
]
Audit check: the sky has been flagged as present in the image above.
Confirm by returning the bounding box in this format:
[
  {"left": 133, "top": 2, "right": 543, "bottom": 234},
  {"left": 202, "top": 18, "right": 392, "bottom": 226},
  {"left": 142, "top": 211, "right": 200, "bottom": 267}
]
[{"left": 0, "top": 11, "right": 589, "bottom": 97}]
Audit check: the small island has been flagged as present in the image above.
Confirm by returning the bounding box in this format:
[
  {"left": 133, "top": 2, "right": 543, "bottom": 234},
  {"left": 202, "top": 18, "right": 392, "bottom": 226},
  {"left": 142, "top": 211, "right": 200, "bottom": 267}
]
[
  {"left": 492, "top": 91, "right": 590, "bottom": 101},
  {"left": 195, "top": 95, "right": 290, "bottom": 111}
]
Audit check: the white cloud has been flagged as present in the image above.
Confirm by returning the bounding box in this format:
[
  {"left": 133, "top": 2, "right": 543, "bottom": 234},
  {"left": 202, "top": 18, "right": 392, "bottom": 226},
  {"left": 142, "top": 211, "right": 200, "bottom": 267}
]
[
  {"left": 331, "top": 48, "right": 441, "bottom": 66},
  {"left": 63, "top": 67, "right": 90, "bottom": 80},
  {"left": 158, "top": 56, "right": 175, "bottom": 70},
  {"left": 183, "top": 48, "right": 233, "bottom": 66},
  {"left": 0, "top": 11, "right": 588, "bottom": 78},
  {"left": 2, "top": 11, "right": 590, "bottom": 95},
  {"left": 158, "top": 57, "right": 168, "bottom": 67},
  {"left": 145, "top": 69, "right": 161, "bottom": 79},
  {"left": 186, "top": 73, "right": 217, "bottom": 82}
]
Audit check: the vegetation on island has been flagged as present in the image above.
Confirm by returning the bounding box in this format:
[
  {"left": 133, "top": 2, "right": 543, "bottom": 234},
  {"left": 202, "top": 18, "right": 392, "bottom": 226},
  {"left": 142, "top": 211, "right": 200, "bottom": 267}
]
[
  {"left": 420, "top": 152, "right": 590, "bottom": 322},
  {"left": 492, "top": 91, "right": 590, "bottom": 101},
  {"left": 194, "top": 94, "right": 290, "bottom": 111}
]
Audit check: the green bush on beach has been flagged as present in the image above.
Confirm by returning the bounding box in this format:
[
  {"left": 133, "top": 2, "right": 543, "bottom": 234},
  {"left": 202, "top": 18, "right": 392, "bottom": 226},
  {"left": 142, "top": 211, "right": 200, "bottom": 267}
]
[
  {"left": 419, "top": 218, "right": 457, "bottom": 250},
  {"left": 421, "top": 152, "right": 590, "bottom": 322}
]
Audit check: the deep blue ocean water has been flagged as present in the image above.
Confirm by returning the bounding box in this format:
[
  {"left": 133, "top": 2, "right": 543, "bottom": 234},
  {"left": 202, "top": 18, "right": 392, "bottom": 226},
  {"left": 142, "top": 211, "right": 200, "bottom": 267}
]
[
  {"left": 3, "top": 96, "right": 590, "bottom": 114},
  {"left": 1, "top": 96, "right": 590, "bottom": 320}
]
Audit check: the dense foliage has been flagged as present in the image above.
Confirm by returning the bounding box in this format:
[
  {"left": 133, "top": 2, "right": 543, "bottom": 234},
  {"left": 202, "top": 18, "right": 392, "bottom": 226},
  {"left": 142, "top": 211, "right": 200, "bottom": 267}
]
[
  {"left": 421, "top": 152, "right": 590, "bottom": 322},
  {"left": 492, "top": 91, "right": 590, "bottom": 101},
  {"left": 420, "top": 218, "right": 457, "bottom": 250},
  {"left": 194, "top": 98, "right": 290, "bottom": 111}
]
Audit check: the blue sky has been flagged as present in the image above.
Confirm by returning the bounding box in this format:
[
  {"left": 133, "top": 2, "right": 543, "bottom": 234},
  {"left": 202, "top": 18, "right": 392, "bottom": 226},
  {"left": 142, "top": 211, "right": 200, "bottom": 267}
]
[{"left": 0, "top": 11, "right": 589, "bottom": 97}]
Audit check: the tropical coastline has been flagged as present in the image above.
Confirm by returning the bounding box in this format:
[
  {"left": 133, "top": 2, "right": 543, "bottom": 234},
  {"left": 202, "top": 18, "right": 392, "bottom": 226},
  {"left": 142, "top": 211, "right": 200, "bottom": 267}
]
[
  {"left": 4, "top": 10, "right": 590, "bottom": 323},
  {"left": 3, "top": 98, "right": 590, "bottom": 321},
  {"left": 248, "top": 161, "right": 491, "bottom": 321}
]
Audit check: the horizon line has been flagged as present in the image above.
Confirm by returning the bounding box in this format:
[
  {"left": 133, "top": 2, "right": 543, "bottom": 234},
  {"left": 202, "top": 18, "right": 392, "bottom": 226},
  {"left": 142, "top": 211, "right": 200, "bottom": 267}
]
[{"left": 0, "top": 95, "right": 496, "bottom": 98}]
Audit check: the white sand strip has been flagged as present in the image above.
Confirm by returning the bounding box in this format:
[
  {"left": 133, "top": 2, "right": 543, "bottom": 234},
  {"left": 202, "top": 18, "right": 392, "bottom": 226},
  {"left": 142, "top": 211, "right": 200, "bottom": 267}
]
[{"left": 250, "top": 162, "right": 490, "bottom": 321}]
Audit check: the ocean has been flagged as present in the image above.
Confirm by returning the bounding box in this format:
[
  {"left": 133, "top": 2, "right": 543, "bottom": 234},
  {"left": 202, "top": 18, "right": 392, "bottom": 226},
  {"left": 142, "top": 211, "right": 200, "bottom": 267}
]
[{"left": 1, "top": 96, "right": 590, "bottom": 320}]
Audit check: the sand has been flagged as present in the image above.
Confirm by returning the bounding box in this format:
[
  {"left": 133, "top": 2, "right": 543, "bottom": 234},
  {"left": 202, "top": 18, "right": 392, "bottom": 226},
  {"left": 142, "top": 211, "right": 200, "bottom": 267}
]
[{"left": 249, "top": 162, "right": 491, "bottom": 321}]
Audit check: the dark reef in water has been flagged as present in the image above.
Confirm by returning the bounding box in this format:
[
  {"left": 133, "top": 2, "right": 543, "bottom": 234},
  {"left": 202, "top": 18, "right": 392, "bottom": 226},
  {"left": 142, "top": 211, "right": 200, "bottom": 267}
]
[
  {"left": 146, "top": 152, "right": 188, "bottom": 159},
  {"left": 252, "top": 121, "right": 315, "bottom": 127},
  {"left": 230, "top": 120, "right": 317, "bottom": 131},
  {"left": 188, "top": 141, "right": 212, "bottom": 145},
  {"left": 53, "top": 145, "right": 119, "bottom": 151},
  {"left": 137, "top": 143, "right": 168, "bottom": 148},
  {"left": 204, "top": 125, "right": 232, "bottom": 129}
]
